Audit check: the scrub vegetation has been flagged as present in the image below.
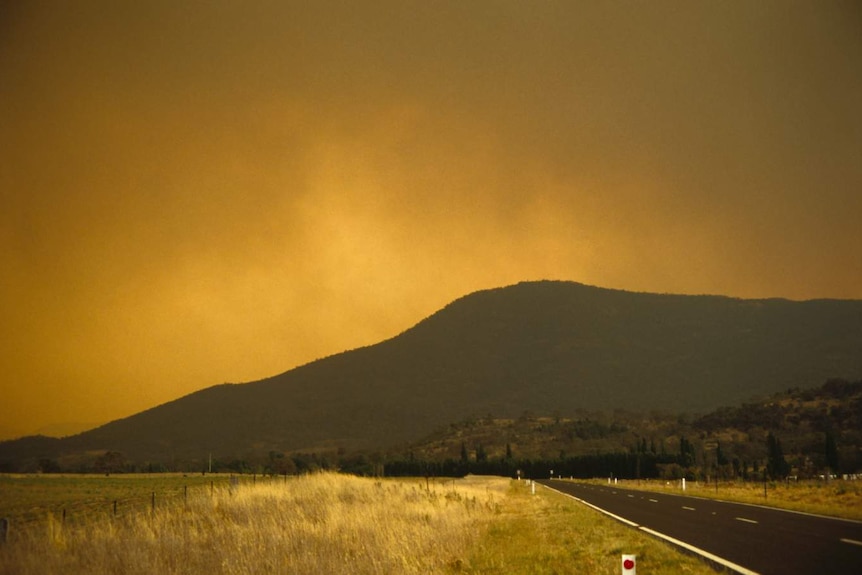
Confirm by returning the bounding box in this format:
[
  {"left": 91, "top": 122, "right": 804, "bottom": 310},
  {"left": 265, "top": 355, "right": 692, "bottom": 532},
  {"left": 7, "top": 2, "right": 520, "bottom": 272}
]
[
  {"left": 0, "top": 473, "right": 717, "bottom": 575},
  {"left": 386, "top": 378, "right": 862, "bottom": 483}
]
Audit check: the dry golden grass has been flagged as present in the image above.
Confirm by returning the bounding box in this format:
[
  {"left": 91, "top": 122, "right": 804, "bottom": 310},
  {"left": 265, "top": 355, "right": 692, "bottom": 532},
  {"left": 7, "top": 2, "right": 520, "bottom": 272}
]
[
  {"left": 0, "top": 473, "right": 744, "bottom": 574},
  {"left": 0, "top": 473, "right": 506, "bottom": 575},
  {"left": 0, "top": 473, "right": 232, "bottom": 526}
]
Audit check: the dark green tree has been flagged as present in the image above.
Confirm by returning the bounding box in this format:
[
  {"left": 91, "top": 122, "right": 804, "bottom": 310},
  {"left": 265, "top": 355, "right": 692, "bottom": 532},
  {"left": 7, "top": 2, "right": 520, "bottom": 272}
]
[
  {"left": 716, "top": 442, "right": 728, "bottom": 466},
  {"left": 678, "top": 436, "right": 695, "bottom": 467},
  {"left": 766, "top": 433, "right": 790, "bottom": 479},
  {"left": 825, "top": 431, "right": 840, "bottom": 473},
  {"left": 94, "top": 451, "right": 127, "bottom": 474},
  {"left": 475, "top": 444, "right": 487, "bottom": 462},
  {"left": 38, "top": 458, "right": 61, "bottom": 473}
]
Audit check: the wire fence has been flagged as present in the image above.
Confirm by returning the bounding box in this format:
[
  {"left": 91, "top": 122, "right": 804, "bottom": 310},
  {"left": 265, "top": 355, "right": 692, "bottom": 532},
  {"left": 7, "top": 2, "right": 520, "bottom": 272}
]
[{"left": 0, "top": 473, "right": 293, "bottom": 539}]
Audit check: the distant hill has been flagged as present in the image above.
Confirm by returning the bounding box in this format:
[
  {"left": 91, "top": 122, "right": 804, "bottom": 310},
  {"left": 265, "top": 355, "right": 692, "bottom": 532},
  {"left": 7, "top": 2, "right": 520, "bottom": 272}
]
[
  {"left": 398, "top": 379, "right": 862, "bottom": 476},
  {"left": 2, "top": 281, "right": 861, "bottom": 470}
]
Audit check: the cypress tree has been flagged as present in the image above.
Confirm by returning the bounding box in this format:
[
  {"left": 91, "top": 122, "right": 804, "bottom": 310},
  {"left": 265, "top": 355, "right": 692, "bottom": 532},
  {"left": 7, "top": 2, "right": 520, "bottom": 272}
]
[
  {"left": 825, "top": 431, "right": 839, "bottom": 474},
  {"left": 766, "top": 432, "right": 790, "bottom": 479}
]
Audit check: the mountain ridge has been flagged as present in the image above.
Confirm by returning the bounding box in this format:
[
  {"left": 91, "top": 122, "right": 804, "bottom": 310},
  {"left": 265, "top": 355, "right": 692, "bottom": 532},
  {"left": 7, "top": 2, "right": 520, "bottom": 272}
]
[{"left": 2, "top": 280, "right": 861, "bottom": 469}]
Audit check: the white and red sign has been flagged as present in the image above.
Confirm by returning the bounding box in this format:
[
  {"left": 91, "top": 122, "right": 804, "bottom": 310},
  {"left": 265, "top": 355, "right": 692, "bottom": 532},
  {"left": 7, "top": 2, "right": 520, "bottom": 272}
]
[{"left": 622, "top": 554, "right": 636, "bottom": 574}]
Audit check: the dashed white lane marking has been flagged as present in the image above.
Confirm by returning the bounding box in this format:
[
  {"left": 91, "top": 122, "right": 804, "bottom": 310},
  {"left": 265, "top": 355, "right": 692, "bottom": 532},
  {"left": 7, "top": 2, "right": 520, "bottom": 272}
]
[
  {"left": 840, "top": 538, "right": 862, "bottom": 547},
  {"left": 649, "top": 498, "right": 658, "bottom": 503},
  {"left": 735, "top": 517, "right": 759, "bottom": 524},
  {"left": 682, "top": 506, "right": 696, "bottom": 511}
]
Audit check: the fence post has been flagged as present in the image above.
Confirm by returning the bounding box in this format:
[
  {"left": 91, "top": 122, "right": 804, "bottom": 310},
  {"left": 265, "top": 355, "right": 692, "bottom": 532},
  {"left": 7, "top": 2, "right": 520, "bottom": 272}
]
[{"left": 151, "top": 491, "right": 156, "bottom": 513}]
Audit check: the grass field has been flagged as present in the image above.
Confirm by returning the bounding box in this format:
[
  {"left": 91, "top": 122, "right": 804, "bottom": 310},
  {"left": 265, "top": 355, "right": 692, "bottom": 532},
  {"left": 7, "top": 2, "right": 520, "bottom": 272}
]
[
  {"left": 0, "top": 473, "right": 236, "bottom": 526},
  {"left": 0, "top": 473, "right": 768, "bottom": 574}
]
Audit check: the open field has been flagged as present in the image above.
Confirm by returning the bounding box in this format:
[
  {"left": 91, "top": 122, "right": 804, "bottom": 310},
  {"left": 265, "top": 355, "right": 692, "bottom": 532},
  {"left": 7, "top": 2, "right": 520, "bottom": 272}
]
[
  {"left": 0, "top": 473, "right": 236, "bottom": 526},
  {"left": 1, "top": 473, "right": 723, "bottom": 574},
  {"left": 575, "top": 477, "right": 862, "bottom": 521}
]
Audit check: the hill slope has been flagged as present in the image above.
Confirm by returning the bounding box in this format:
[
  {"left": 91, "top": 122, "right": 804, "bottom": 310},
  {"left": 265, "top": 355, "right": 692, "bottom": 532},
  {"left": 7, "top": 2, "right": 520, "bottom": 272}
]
[
  {"left": 3, "top": 281, "right": 862, "bottom": 467},
  {"left": 398, "top": 379, "right": 862, "bottom": 475}
]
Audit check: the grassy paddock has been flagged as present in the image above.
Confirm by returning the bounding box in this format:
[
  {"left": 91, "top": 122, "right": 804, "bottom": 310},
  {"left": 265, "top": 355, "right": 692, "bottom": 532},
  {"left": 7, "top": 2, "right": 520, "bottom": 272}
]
[
  {"left": 0, "top": 473, "right": 505, "bottom": 574},
  {"left": 0, "top": 473, "right": 736, "bottom": 574},
  {"left": 573, "top": 477, "right": 862, "bottom": 521},
  {"left": 0, "top": 473, "right": 236, "bottom": 526}
]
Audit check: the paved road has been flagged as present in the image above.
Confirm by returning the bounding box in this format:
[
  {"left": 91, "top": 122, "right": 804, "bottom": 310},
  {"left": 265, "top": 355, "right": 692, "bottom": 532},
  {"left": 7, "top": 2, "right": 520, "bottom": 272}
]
[{"left": 538, "top": 480, "right": 862, "bottom": 575}]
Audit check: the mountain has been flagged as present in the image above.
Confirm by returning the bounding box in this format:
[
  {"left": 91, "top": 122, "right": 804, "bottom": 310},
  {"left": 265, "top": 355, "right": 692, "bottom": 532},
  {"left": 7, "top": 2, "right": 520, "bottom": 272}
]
[
  {"left": 34, "top": 421, "right": 102, "bottom": 438},
  {"left": 2, "top": 280, "right": 862, "bottom": 469}
]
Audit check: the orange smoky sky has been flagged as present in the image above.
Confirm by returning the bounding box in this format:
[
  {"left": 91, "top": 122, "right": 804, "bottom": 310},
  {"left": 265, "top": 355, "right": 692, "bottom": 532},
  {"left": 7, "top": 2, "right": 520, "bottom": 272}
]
[{"left": 1, "top": 1, "right": 860, "bottom": 438}]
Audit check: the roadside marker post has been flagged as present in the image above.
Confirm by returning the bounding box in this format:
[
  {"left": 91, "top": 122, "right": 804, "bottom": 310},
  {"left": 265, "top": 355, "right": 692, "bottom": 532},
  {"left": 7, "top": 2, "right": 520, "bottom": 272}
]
[{"left": 622, "top": 554, "right": 636, "bottom": 574}]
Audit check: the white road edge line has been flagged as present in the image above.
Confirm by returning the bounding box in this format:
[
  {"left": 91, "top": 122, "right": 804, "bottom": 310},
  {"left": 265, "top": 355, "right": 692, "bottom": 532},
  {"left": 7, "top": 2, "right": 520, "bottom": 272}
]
[
  {"left": 735, "top": 517, "right": 758, "bottom": 524},
  {"left": 840, "top": 538, "right": 862, "bottom": 547},
  {"left": 639, "top": 526, "right": 761, "bottom": 575},
  {"left": 543, "top": 486, "right": 639, "bottom": 527},
  {"left": 542, "top": 484, "right": 761, "bottom": 575}
]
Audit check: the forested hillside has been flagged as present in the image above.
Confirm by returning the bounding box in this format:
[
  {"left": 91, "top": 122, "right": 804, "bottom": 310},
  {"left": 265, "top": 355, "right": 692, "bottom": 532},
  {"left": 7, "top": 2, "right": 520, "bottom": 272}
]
[{"left": 381, "top": 379, "right": 862, "bottom": 481}]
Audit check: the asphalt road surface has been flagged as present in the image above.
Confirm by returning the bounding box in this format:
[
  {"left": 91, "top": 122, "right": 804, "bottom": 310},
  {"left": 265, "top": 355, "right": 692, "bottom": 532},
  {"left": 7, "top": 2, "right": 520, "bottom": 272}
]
[{"left": 538, "top": 480, "right": 862, "bottom": 575}]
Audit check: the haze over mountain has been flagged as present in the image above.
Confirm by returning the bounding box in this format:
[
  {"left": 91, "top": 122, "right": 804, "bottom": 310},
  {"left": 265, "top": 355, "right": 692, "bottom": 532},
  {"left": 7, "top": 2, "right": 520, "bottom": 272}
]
[
  {"left": 2, "top": 281, "right": 861, "bottom": 468},
  {"left": 4, "top": 2, "right": 861, "bottom": 444},
  {"left": 33, "top": 422, "right": 102, "bottom": 439}
]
